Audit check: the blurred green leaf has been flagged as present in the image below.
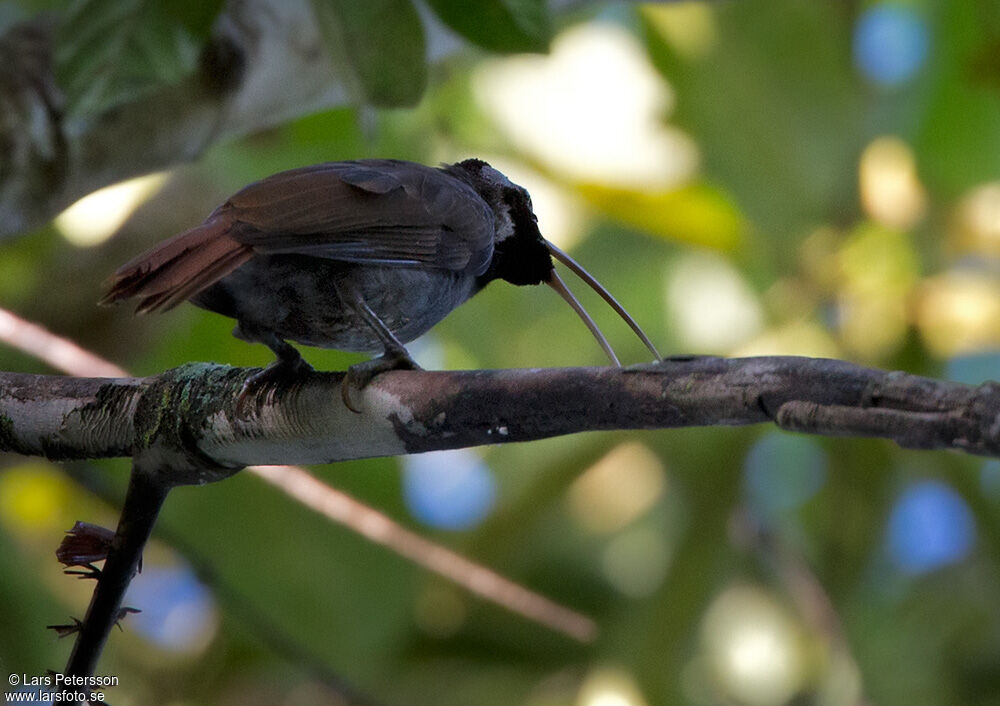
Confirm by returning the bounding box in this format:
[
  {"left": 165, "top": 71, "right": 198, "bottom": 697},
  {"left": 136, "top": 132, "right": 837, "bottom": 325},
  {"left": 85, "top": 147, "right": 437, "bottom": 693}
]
[
  {"left": 158, "top": 461, "right": 416, "bottom": 689},
  {"left": 55, "top": 0, "right": 204, "bottom": 117},
  {"left": 916, "top": 0, "right": 1000, "bottom": 195},
  {"left": 2, "top": 0, "right": 60, "bottom": 26},
  {"left": 576, "top": 181, "right": 744, "bottom": 251},
  {"left": 641, "top": 0, "right": 861, "bottom": 266},
  {"left": 7, "top": 0, "right": 66, "bottom": 11},
  {"left": 11, "top": 1, "right": 1000, "bottom": 702},
  {"left": 312, "top": 0, "right": 427, "bottom": 107},
  {"left": 160, "top": 0, "right": 224, "bottom": 39},
  {"left": 0, "top": 521, "right": 64, "bottom": 673},
  {"left": 425, "top": 0, "right": 551, "bottom": 53}
]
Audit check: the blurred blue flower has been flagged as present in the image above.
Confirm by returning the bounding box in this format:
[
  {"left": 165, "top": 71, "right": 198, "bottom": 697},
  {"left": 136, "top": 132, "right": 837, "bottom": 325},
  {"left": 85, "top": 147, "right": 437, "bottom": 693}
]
[
  {"left": 403, "top": 449, "right": 497, "bottom": 530},
  {"left": 744, "top": 432, "right": 827, "bottom": 517},
  {"left": 124, "top": 564, "right": 216, "bottom": 651},
  {"left": 946, "top": 351, "right": 1000, "bottom": 385},
  {"left": 853, "top": 4, "right": 930, "bottom": 86},
  {"left": 887, "top": 480, "right": 975, "bottom": 574}
]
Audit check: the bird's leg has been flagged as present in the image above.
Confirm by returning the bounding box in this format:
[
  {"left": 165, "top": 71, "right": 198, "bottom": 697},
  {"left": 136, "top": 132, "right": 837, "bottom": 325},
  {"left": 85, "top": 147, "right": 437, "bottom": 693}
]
[
  {"left": 340, "top": 286, "right": 422, "bottom": 413},
  {"left": 235, "top": 324, "right": 313, "bottom": 416}
]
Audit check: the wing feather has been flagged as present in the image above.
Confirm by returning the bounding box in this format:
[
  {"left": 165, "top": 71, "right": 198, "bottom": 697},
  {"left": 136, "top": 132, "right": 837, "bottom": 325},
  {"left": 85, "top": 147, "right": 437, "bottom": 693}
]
[
  {"left": 228, "top": 160, "right": 494, "bottom": 275},
  {"left": 101, "top": 160, "right": 495, "bottom": 314}
]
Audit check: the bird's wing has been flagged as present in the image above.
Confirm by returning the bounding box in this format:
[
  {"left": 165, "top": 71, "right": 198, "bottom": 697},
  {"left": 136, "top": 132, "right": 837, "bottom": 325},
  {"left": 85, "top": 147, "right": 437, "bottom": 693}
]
[{"left": 226, "top": 160, "right": 495, "bottom": 275}]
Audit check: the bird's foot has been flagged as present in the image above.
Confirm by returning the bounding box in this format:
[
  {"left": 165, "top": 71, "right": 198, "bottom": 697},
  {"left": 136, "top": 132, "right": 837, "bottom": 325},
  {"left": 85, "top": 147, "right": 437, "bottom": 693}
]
[
  {"left": 237, "top": 356, "right": 314, "bottom": 418},
  {"left": 341, "top": 348, "right": 422, "bottom": 413}
]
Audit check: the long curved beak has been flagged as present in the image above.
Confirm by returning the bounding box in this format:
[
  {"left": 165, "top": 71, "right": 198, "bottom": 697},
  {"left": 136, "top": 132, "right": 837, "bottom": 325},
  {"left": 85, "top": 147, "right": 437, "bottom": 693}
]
[
  {"left": 545, "top": 241, "right": 661, "bottom": 361},
  {"left": 546, "top": 270, "right": 621, "bottom": 367}
]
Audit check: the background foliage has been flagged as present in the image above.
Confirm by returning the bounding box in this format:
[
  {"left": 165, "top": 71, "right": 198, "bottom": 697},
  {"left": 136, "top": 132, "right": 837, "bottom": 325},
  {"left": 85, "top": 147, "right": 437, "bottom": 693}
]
[{"left": 3, "top": 1, "right": 1000, "bottom": 704}]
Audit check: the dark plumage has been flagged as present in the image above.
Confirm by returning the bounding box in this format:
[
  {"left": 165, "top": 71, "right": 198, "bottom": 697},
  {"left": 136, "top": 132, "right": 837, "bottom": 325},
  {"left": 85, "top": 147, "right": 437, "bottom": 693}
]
[{"left": 102, "top": 158, "right": 659, "bottom": 410}]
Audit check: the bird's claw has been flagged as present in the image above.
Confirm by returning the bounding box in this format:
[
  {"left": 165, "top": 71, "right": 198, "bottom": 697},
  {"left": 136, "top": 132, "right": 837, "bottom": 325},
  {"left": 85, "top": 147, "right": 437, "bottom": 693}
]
[
  {"left": 236, "top": 357, "right": 313, "bottom": 419},
  {"left": 341, "top": 349, "right": 421, "bottom": 413}
]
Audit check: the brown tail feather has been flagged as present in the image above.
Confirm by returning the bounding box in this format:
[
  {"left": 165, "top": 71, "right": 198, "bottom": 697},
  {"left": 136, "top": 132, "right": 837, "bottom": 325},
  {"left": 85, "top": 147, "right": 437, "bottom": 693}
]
[{"left": 100, "top": 218, "right": 254, "bottom": 313}]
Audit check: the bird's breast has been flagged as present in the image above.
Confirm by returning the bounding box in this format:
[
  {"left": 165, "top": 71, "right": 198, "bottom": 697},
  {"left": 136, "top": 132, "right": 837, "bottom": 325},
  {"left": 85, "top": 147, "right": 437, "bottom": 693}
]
[{"left": 193, "top": 255, "right": 479, "bottom": 352}]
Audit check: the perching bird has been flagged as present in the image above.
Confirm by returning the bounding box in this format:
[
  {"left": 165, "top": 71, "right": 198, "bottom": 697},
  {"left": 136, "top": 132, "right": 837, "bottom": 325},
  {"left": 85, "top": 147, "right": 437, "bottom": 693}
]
[{"left": 101, "top": 158, "right": 660, "bottom": 410}]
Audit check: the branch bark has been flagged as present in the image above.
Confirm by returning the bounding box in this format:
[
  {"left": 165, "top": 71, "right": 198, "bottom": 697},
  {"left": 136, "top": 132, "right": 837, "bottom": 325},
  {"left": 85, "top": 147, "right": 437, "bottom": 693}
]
[
  {"left": 3, "top": 357, "right": 999, "bottom": 480},
  {"left": 4, "top": 354, "right": 995, "bottom": 688},
  {"left": 0, "top": 305, "right": 600, "bottom": 643}
]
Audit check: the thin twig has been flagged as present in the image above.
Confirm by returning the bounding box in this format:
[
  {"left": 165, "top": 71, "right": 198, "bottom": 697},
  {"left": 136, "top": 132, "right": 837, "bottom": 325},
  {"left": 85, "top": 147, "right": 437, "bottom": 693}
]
[
  {"left": 0, "top": 308, "right": 126, "bottom": 377},
  {"left": 251, "top": 464, "right": 596, "bottom": 641},
  {"left": 61, "top": 466, "right": 169, "bottom": 695},
  {"left": 61, "top": 462, "right": 383, "bottom": 705},
  {"left": 731, "top": 509, "right": 874, "bottom": 706},
  {"left": 0, "top": 305, "right": 597, "bottom": 641}
]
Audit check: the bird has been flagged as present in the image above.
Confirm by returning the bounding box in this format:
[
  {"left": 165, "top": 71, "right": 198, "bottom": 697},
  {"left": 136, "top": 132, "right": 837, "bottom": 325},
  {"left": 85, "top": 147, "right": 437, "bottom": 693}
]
[{"left": 101, "top": 158, "right": 661, "bottom": 411}]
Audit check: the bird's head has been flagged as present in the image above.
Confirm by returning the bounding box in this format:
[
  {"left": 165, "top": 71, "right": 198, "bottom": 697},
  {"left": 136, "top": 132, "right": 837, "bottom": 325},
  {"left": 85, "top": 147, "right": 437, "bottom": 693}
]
[
  {"left": 448, "top": 158, "right": 661, "bottom": 366},
  {"left": 449, "top": 158, "right": 552, "bottom": 286}
]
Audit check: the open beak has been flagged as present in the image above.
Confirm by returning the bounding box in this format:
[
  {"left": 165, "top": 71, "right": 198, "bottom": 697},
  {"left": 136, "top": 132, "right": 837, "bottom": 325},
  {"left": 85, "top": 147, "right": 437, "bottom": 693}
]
[
  {"left": 547, "top": 270, "right": 621, "bottom": 367},
  {"left": 545, "top": 241, "right": 661, "bottom": 363}
]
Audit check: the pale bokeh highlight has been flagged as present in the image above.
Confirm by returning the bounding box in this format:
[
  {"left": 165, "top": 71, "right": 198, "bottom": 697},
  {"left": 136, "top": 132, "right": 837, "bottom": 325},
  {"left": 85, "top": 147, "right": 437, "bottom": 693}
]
[
  {"left": 953, "top": 181, "right": 1000, "bottom": 256},
  {"left": 701, "top": 585, "right": 806, "bottom": 706},
  {"left": 601, "top": 526, "right": 671, "bottom": 597},
  {"left": 474, "top": 22, "right": 698, "bottom": 189},
  {"left": 859, "top": 136, "right": 926, "bottom": 230},
  {"left": 577, "top": 667, "right": 651, "bottom": 706},
  {"left": 55, "top": 172, "right": 168, "bottom": 246},
  {"left": 916, "top": 270, "right": 1000, "bottom": 355},
  {"left": 567, "top": 441, "right": 665, "bottom": 534},
  {"left": 664, "top": 252, "right": 764, "bottom": 353}
]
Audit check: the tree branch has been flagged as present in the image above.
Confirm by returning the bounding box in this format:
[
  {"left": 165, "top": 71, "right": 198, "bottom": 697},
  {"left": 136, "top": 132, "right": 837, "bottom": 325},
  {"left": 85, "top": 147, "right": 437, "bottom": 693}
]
[
  {"left": 0, "top": 306, "right": 599, "bottom": 643},
  {"left": 60, "top": 464, "right": 168, "bottom": 697},
  {"left": 2, "top": 357, "right": 998, "bottom": 477},
  {"left": 4, "top": 352, "right": 995, "bottom": 688}
]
